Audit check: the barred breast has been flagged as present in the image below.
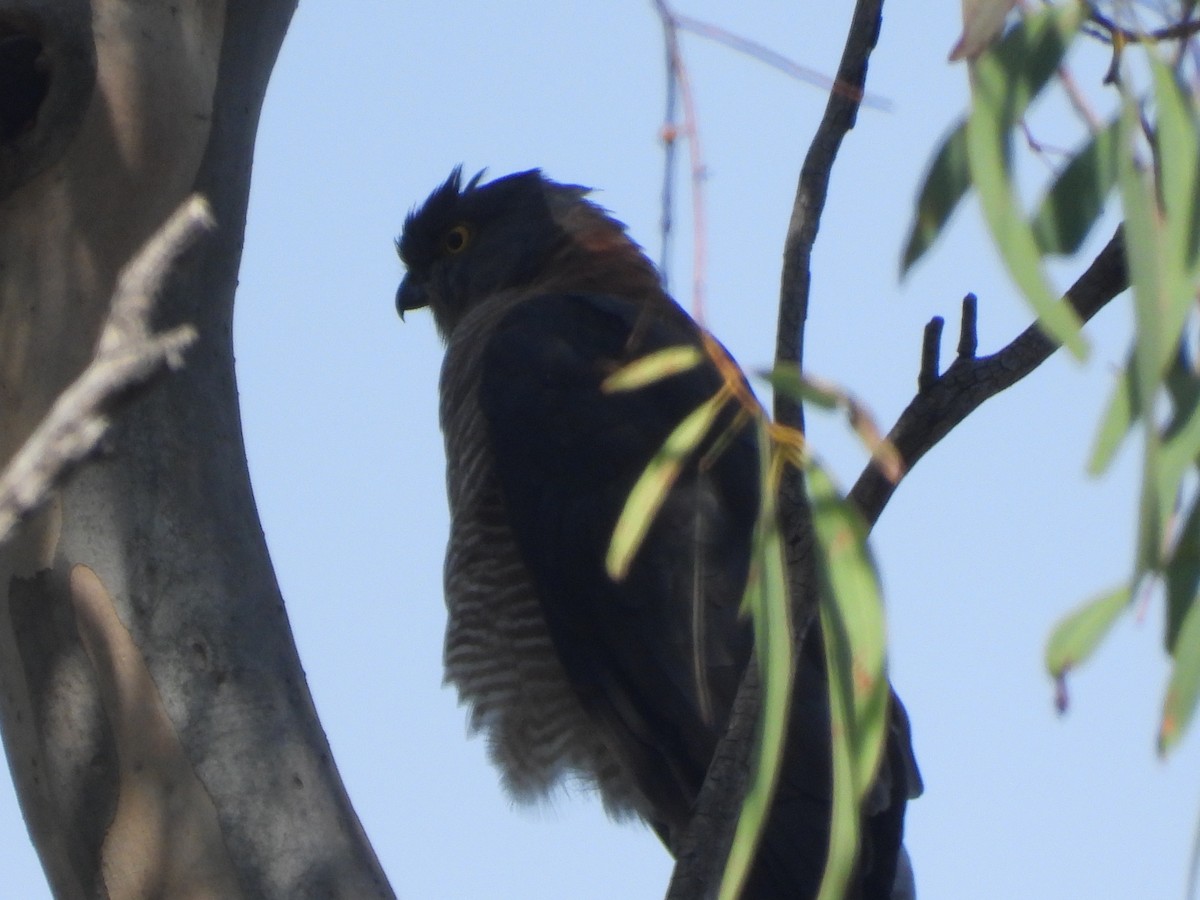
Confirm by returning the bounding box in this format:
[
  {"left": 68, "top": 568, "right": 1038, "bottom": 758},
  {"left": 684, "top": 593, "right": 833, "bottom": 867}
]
[{"left": 437, "top": 295, "right": 648, "bottom": 821}]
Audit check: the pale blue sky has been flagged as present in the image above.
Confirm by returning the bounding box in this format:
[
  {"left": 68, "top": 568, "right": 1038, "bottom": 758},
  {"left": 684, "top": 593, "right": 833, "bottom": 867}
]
[{"left": 2, "top": 3, "right": 1197, "bottom": 898}]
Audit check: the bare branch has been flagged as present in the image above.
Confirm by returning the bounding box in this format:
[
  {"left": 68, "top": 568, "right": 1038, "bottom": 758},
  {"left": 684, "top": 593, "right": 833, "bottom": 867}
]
[
  {"left": 956, "top": 293, "right": 978, "bottom": 360},
  {"left": 919, "top": 317, "right": 944, "bottom": 392},
  {"left": 653, "top": 0, "right": 710, "bottom": 322},
  {"left": 666, "top": 2, "right": 886, "bottom": 896},
  {"left": 775, "top": 0, "right": 882, "bottom": 431},
  {"left": 672, "top": 14, "right": 891, "bottom": 111},
  {"left": 658, "top": 41, "right": 679, "bottom": 284},
  {"left": 849, "top": 227, "right": 1128, "bottom": 529},
  {"left": 0, "top": 195, "right": 212, "bottom": 544},
  {"left": 773, "top": 0, "right": 883, "bottom": 655},
  {"left": 772, "top": 0, "right": 883, "bottom": 617},
  {"left": 665, "top": 663, "right": 761, "bottom": 900},
  {"left": 1087, "top": 4, "right": 1200, "bottom": 44}
]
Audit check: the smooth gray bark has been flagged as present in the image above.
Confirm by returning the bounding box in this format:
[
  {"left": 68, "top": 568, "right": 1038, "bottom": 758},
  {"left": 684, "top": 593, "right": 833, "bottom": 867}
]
[{"left": 0, "top": 2, "right": 393, "bottom": 896}]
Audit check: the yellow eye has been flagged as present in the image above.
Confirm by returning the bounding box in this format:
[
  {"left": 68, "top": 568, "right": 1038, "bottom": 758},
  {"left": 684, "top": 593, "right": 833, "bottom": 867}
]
[{"left": 444, "top": 224, "right": 471, "bottom": 254}]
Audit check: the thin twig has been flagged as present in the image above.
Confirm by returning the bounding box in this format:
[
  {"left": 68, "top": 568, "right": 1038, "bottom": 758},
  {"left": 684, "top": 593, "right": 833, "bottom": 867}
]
[
  {"left": 1057, "top": 63, "right": 1104, "bottom": 133},
  {"left": 957, "top": 293, "right": 978, "bottom": 359},
  {"left": 673, "top": 14, "right": 892, "bottom": 111},
  {"left": 654, "top": 0, "right": 709, "bottom": 323},
  {"left": 659, "top": 44, "right": 679, "bottom": 285},
  {"left": 775, "top": 0, "right": 883, "bottom": 432},
  {"left": 919, "top": 317, "right": 944, "bottom": 392},
  {"left": 848, "top": 227, "right": 1128, "bottom": 529},
  {"left": 772, "top": 0, "right": 884, "bottom": 633},
  {"left": 1087, "top": 4, "right": 1200, "bottom": 44},
  {"left": 0, "top": 195, "right": 213, "bottom": 544}
]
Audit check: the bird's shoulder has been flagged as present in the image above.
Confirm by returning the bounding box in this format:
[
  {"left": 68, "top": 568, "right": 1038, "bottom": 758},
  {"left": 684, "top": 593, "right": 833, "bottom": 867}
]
[{"left": 476, "top": 290, "right": 733, "bottom": 503}]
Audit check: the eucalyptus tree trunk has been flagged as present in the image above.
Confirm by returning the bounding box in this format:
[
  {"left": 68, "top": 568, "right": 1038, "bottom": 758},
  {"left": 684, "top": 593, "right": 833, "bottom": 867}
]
[{"left": 0, "top": 2, "right": 392, "bottom": 896}]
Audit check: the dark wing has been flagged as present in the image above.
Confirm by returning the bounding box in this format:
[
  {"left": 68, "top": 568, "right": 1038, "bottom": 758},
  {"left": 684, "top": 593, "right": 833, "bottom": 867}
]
[
  {"left": 479, "top": 292, "right": 918, "bottom": 898},
  {"left": 478, "top": 292, "right": 758, "bottom": 838}
]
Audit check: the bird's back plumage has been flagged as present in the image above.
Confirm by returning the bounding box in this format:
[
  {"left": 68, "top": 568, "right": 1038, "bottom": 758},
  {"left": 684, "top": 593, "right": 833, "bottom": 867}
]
[{"left": 397, "top": 168, "right": 919, "bottom": 898}]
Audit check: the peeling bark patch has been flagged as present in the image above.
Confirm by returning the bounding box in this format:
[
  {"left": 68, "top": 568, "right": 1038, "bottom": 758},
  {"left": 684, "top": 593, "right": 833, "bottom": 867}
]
[
  {"left": 15, "top": 498, "right": 62, "bottom": 575},
  {"left": 69, "top": 564, "right": 243, "bottom": 899}
]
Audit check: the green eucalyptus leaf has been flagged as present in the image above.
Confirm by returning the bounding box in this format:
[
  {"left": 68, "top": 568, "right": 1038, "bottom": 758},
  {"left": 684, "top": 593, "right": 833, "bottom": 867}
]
[
  {"left": 1117, "top": 90, "right": 1171, "bottom": 571},
  {"left": 1045, "top": 584, "right": 1131, "bottom": 677},
  {"left": 1166, "top": 496, "right": 1200, "bottom": 652},
  {"left": 950, "top": 0, "right": 1019, "bottom": 61},
  {"left": 809, "top": 463, "right": 888, "bottom": 900},
  {"left": 762, "top": 363, "right": 840, "bottom": 409},
  {"left": 1157, "top": 403, "right": 1200, "bottom": 551},
  {"left": 607, "top": 392, "right": 725, "bottom": 580},
  {"left": 1151, "top": 59, "right": 1200, "bottom": 291},
  {"left": 1031, "top": 117, "right": 1120, "bottom": 256},
  {"left": 601, "top": 345, "right": 704, "bottom": 392},
  {"left": 967, "top": 3, "right": 1089, "bottom": 358},
  {"left": 974, "top": 2, "right": 1087, "bottom": 126},
  {"left": 902, "top": 121, "right": 970, "bottom": 274},
  {"left": 1088, "top": 362, "right": 1138, "bottom": 476},
  {"left": 1159, "top": 593, "right": 1200, "bottom": 754},
  {"left": 719, "top": 421, "right": 794, "bottom": 900}
]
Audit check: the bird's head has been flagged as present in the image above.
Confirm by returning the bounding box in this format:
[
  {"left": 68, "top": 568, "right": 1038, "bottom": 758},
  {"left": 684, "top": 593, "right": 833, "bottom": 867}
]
[{"left": 395, "top": 167, "right": 663, "bottom": 339}]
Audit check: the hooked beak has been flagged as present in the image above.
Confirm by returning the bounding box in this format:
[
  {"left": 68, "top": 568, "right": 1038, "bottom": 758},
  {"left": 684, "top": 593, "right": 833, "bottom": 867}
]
[{"left": 395, "top": 276, "right": 427, "bottom": 322}]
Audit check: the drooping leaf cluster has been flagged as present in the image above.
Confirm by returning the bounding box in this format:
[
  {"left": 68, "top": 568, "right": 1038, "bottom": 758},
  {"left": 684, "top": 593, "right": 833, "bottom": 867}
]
[
  {"left": 605, "top": 346, "right": 890, "bottom": 900},
  {"left": 906, "top": 1, "right": 1200, "bottom": 754}
]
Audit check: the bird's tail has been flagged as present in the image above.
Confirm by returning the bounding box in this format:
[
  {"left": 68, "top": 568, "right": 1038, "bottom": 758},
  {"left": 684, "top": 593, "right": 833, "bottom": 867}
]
[{"left": 741, "top": 625, "right": 920, "bottom": 900}]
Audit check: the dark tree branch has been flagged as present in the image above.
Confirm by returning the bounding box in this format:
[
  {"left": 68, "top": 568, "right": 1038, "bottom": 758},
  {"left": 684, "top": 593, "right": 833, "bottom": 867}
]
[
  {"left": 919, "top": 317, "right": 944, "bottom": 393},
  {"left": 0, "top": 195, "right": 209, "bottom": 545},
  {"left": 666, "top": 2, "right": 886, "bottom": 897},
  {"left": 666, "top": 663, "right": 763, "bottom": 900},
  {"left": 957, "top": 293, "right": 978, "bottom": 359},
  {"left": 849, "top": 227, "right": 1128, "bottom": 529},
  {"left": 773, "top": 0, "right": 883, "bottom": 617},
  {"left": 773, "top": 0, "right": 882, "bottom": 643},
  {"left": 1087, "top": 3, "right": 1200, "bottom": 44},
  {"left": 774, "top": 0, "right": 883, "bottom": 428}
]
